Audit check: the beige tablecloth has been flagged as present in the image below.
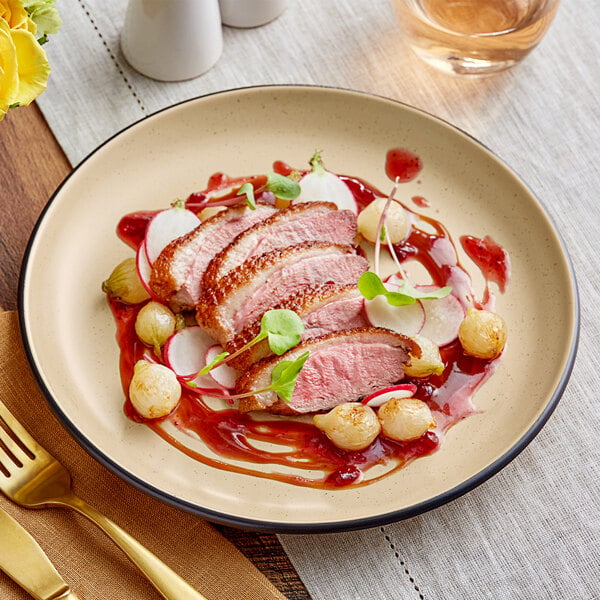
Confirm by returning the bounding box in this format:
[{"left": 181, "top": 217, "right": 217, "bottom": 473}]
[{"left": 30, "top": 0, "right": 600, "bottom": 598}]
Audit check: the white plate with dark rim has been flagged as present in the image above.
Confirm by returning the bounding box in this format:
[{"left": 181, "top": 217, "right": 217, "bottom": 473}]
[{"left": 19, "top": 86, "right": 578, "bottom": 533}]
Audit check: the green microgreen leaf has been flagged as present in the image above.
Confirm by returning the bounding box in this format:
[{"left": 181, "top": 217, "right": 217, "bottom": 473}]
[
  {"left": 198, "top": 350, "right": 230, "bottom": 376},
  {"left": 259, "top": 309, "right": 304, "bottom": 355},
  {"left": 269, "top": 351, "right": 310, "bottom": 402},
  {"left": 380, "top": 225, "right": 387, "bottom": 242},
  {"left": 266, "top": 172, "right": 301, "bottom": 200},
  {"left": 237, "top": 182, "right": 256, "bottom": 210},
  {"left": 309, "top": 150, "right": 325, "bottom": 175},
  {"left": 186, "top": 349, "right": 310, "bottom": 404},
  {"left": 358, "top": 271, "right": 451, "bottom": 307},
  {"left": 194, "top": 309, "right": 304, "bottom": 378}
]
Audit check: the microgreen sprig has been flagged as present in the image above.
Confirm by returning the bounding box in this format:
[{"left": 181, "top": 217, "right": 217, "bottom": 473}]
[
  {"left": 358, "top": 271, "right": 451, "bottom": 306},
  {"left": 192, "top": 350, "right": 310, "bottom": 403},
  {"left": 237, "top": 172, "right": 301, "bottom": 209},
  {"left": 197, "top": 309, "right": 304, "bottom": 376}
]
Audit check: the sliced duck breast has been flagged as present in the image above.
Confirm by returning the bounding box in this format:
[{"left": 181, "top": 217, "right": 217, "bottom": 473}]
[
  {"left": 149, "top": 203, "right": 277, "bottom": 311},
  {"left": 236, "top": 327, "right": 419, "bottom": 414},
  {"left": 226, "top": 283, "right": 368, "bottom": 369},
  {"left": 196, "top": 242, "right": 369, "bottom": 344},
  {"left": 202, "top": 202, "right": 358, "bottom": 287}
]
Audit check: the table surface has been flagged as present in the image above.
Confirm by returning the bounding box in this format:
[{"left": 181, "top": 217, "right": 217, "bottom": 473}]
[{"left": 0, "top": 102, "right": 311, "bottom": 600}]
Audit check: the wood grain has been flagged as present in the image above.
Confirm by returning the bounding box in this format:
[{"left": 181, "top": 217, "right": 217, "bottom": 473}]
[
  {"left": 0, "top": 105, "right": 70, "bottom": 311},
  {"left": 0, "top": 103, "right": 311, "bottom": 600}
]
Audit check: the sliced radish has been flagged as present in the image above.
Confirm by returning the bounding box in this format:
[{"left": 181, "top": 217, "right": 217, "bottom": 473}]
[
  {"left": 144, "top": 204, "right": 201, "bottom": 264},
  {"left": 136, "top": 241, "right": 154, "bottom": 295},
  {"left": 417, "top": 285, "right": 466, "bottom": 346},
  {"left": 362, "top": 384, "right": 418, "bottom": 407},
  {"left": 205, "top": 345, "right": 237, "bottom": 390},
  {"left": 163, "top": 326, "right": 221, "bottom": 390},
  {"left": 296, "top": 170, "right": 358, "bottom": 214},
  {"left": 364, "top": 278, "right": 425, "bottom": 336}
]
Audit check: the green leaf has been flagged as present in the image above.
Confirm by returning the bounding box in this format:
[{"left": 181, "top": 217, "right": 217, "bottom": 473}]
[
  {"left": 266, "top": 172, "right": 301, "bottom": 201},
  {"left": 270, "top": 351, "right": 310, "bottom": 402},
  {"left": 22, "top": 0, "right": 62, "bottom": 38},
  {"left": 357, "top": 271, "right": 388, "bottom": 300},
  {"left": 358, "top": 272, "right": 451, "bottom": 307},
  {"left": 198, "top": 351, "right": 230, "bottom": 376},
  {"left": 237, "top": 182, "right": 256, "bottom": 210},
  {"left": 309, "top": 150, "right": 325, "bottom": 175},
  {"left": 260, "top": 309, "right": 304, "bottom": 355}
]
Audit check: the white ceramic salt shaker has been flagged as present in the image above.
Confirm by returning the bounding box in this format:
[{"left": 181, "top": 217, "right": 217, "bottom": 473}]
[
  {"left": 121, "top": 0, "right": 223, "bottom": 81},
  {"left": 219, "top": 0, "right": 288, "bottom": 28}
]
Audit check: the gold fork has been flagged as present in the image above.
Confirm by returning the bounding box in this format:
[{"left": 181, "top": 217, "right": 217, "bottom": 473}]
[{"left": 0, "top": 399, "right": 208, "bottom": 600}]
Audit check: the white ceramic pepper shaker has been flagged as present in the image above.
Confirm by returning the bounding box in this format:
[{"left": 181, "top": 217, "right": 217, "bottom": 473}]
[
  {"left": 219, "top": 0, "right": 288, "bottom": 28},
  {"left": 121, "top": 0, "right": 223, "bottom": 81}
]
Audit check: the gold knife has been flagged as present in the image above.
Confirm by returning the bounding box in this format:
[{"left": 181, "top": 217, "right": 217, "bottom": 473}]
[{"left": 0, "top": 507, "right": 80, "bottom": 599}]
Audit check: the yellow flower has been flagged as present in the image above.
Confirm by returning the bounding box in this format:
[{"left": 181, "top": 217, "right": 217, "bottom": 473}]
[
  {"left": 0, "top": 18, "right": 19, "bottom": 119},
  {"left": 0, "top": 16, "right": 49, "bottom": 119},
  {"left": 0, "top": 0, "right": 37, "bottom": 33}
]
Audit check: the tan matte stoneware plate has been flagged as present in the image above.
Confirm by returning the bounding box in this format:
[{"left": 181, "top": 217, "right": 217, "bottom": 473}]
[{"left": 19, "top": 86, "right": 578, "bottom": 532}]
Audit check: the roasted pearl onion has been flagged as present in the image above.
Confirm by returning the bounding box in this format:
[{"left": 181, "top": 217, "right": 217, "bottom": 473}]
[
  {"left": 378, "top": 397, "right": 435, "bottom": 442},
  {"left": 357, "top": 197, "right": 410, "bottom": 244},
  {"left": 458, "top": 308, "right": 507, "bottom": 360},
  {"left": 404, "top": 334, "right": 444, "bottom": 378},
  {"left": 313, "top": 403, "right": 381, "bottom": 451},
  {"left": 129, "top": 360, "right": 181, "bottom": 419}
]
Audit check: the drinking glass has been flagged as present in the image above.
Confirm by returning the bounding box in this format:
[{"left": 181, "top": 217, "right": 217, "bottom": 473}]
[{"left": 392, "top": 0, "right": 560, "bottom": 75}]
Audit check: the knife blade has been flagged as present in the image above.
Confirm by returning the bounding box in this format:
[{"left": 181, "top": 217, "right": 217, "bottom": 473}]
[{"left": 0, "top": 507, "right": 80, "bottom": 599}]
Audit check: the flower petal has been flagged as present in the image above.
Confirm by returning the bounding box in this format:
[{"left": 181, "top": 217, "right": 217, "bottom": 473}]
[
  {"left": 0, "top": 18, "right": 19, "bottom": 119},
  {"left": 10, "top": 27, "right": 49, "bottom": 105},
  {"left": 0, "top": 0, "right": 37, "bottom": 33}
]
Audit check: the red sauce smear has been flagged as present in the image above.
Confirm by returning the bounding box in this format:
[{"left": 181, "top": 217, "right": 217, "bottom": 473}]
[
  {"left": 412, "top": 195, "right": 430, "bottom": 208},
  {"left": 385, "top": 148, "right": 423, "bottom": 182},
  {"left": 109, "top": 155, "right": 508, "bottom": 489},
  {"left": 117, "top": 210, "right": 158, "bottom": 249},
  {"left": 461, "top": 235, "right": 511, "bottom": 293}
]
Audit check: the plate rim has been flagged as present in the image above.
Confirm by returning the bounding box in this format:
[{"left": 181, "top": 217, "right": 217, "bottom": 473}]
[{"left": 18, "top": 84, "right": 580, "bottom": 533}]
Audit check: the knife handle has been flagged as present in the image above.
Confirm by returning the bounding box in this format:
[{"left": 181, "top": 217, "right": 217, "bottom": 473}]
[
  {"left": 61, "top": 494, "right": 208, "bottom": 600},
  {"left": 56, "top": 591, "right": 81, "bottom": 599}
]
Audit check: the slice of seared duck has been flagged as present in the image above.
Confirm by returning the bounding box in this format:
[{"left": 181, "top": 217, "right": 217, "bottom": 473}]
[
  {"left": 196, "top": 242, "right": 369, "bottom": 344},
  {"left": 149, "top": 203, "right": 277, "bottom": 312},
  {"left": 225, "top": 283, "right": 369, "bottom": 370},
  {"left": 236, "top": 327, "right": 419, "bottom": 414},
  {"left": 202, "top": 202, "right": 358, "bottom": 288}
]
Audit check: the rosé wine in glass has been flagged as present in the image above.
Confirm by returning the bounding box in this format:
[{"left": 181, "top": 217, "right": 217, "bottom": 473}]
[{"left": 393, "top": 0, "right": 560, "bottom": 75}]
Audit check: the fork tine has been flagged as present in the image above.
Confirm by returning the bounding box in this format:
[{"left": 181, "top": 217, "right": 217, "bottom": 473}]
[
  {"left": 0, "top": 415, "right": 34, "bottom": 469},
  {"left": 0, "top": 401, "right": 41, "bottom": 466}
]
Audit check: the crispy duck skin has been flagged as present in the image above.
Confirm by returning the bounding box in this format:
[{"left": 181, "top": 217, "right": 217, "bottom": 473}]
[
  {"left": 225, "top": 283, "right": 368, "bottom": 370},
  {"left": 201, "top": 201, "right": 358, "bottom": 288},
  {"left": 195, "top": 242, "right": 369, "bottom": 345},
  {"left": 235, "top": 327, "right": 420, "bottom": 415},
  {"left": 149, "top": 203, "right": 277, "bottom": 312}
]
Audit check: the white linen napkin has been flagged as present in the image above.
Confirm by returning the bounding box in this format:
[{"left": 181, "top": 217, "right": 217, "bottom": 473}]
[{"left": 35, "top": 1, "right": 600, "bottom": 598}]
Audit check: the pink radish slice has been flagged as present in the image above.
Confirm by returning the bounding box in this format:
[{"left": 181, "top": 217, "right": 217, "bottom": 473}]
[
  {"left": 136, "top": 241, "right": 154, "bottom": 296},
  {"left": 144, "top": 205, "right": 201, "bottom": 264},
  {"left": 362, "top": 384, "right": 418, "bottom": 407},
  {"left": 364, "top": 278, "right": 425, "bottom": 336},
  {"left": 205, "top": 345, "right": 237, "bottom": 390},
  {"left": 163, "top": 326, "right": 221, "bottom": 390},
  {"left": 417, "top": 285, "right": 466, "bottom": 346}
]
